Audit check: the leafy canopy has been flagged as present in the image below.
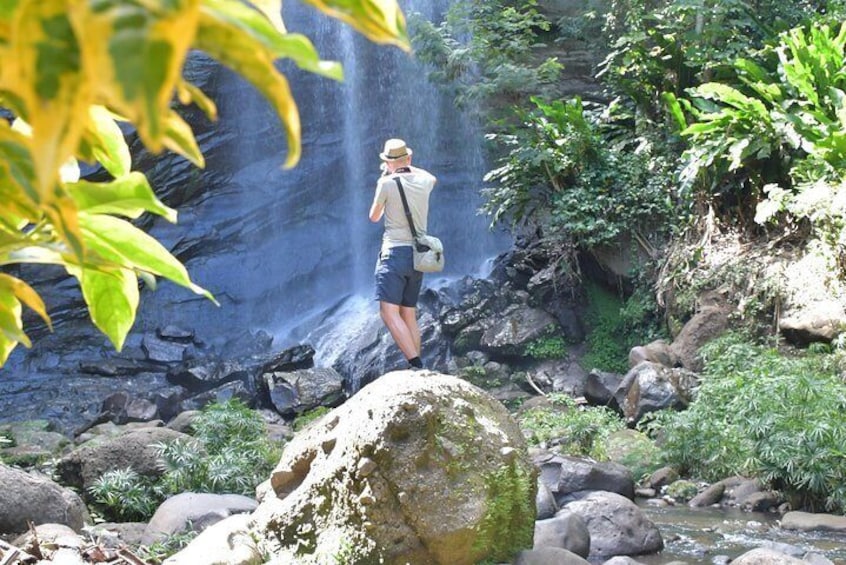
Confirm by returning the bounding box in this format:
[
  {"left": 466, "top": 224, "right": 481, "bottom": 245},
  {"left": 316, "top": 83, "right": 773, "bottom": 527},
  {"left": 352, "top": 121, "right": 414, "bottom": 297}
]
[{"left": 0, "top": 0, "right": 409, "bottom": 366}]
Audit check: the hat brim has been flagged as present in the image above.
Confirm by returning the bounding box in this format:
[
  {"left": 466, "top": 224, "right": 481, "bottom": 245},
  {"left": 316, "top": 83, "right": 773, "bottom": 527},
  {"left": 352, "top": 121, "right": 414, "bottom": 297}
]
[{"left": 379, "top": 148, "right": 413, "bottom": 161}]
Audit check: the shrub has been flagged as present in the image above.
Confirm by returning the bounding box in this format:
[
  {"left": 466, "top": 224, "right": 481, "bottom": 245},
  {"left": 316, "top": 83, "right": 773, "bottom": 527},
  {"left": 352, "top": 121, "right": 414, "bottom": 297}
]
[
  {"left": 525, "top": 335, "right": 568, "bottom": 360},
  {"left": 292, "top": 406, "right": 331, "bottom": 432},
  {"left": 89, "top": 399, "right": 280, "bottom": 521},
  {"left": 644, "top": 333, "right": 846, "bottom": 512},
  {"left": 518, "top": 393, "right": 625, "bottom": 459}
]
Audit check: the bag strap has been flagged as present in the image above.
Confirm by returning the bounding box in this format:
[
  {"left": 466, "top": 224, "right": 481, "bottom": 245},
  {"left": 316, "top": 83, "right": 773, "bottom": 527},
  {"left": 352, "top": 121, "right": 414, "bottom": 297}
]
[{"left": 393, "top": 176, "right": 419, "bottom": 240}]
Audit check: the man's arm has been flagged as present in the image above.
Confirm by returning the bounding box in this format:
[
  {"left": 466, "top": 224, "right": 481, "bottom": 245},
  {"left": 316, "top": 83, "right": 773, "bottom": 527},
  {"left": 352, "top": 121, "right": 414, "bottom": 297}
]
[
  {"left": 369, "top": 199, "right": 384, "bottom": 222},
  {"left": 369, "top": 182, "right": 385, "bottom": 222}
]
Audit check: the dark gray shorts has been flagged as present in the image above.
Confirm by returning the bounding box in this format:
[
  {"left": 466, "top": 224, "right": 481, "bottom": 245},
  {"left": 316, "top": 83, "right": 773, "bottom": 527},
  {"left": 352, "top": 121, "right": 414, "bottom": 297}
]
[{"left": 374, "top": 246, "right": 423, "bottom": 307}]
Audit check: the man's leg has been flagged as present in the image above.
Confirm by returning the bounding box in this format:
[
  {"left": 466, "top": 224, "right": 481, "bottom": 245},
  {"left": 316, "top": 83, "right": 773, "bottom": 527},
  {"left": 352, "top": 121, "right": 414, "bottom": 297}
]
[
  {"left": 379, "top": 301, "right": 419, "bottom": 360},
  {"left": 399, "top": 306, "right": 420, "bottom": 357}
]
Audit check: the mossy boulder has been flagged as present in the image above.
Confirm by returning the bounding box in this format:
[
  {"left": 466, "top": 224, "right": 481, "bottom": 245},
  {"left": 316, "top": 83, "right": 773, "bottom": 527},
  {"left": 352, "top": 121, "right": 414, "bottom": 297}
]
[{"left": 169, "top": 371, "right": 537, "bottom": 564}]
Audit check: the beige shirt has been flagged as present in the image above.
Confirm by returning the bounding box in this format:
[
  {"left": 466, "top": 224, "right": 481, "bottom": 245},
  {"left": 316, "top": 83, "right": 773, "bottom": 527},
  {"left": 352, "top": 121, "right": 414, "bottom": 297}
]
[{"left": 374, "top": 166, "right": 437, "bottom": 251}]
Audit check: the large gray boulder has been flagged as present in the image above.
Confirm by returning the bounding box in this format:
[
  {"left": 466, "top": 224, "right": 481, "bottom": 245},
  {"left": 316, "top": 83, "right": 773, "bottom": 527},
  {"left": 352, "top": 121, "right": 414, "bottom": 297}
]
[
  {"left": 0, "top": 464, "right": 89, "bottom": 534},
  {"left": 169, "top": 372, "right": 536, "bottom": 565},
  {"left": 564, "top": 491, "right": 663, "bottom": 558},
  {"left": 56, "top": 427, "right": 190, "bottom": 495},
  {"left": 262, "top": 367, "right": 345, "bottom": 417},
  {"left": 731, "top": 548, "right": 806, "bottom": 565},
  {"left": 479, "top": 305, "right": 559, "bottom": 357}
]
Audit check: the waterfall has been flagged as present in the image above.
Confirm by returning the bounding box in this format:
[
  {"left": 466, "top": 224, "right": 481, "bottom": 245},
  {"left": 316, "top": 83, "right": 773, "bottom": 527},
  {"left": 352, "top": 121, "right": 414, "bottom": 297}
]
[{"left": 4, "top": 0, "right": 509, "bottom": 364}]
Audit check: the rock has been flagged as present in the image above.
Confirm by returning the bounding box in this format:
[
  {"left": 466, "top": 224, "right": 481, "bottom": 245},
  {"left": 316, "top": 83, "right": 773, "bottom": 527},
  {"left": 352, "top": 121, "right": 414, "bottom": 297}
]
[
  {"left": 143, "top": 332, "right": 190, "bottom": 363},
  {"left": 162, "top": 514, "right": 262, "bottom": 565},
  {"left": 142, "top": 492, "right": 258, "bottom": 545},
  {"left": 646, "top": 467, "right": 679, "bottom": 490},
  {"left": 158, "top": 325, "right": 195, "bottom": 341},
  {"left": 0, "top": 464, "right": 90, "bottom": 534},
  {"left": 603, "top": 557, "right": 648, "bottom": 565},
  {"left": 536, "top": 479, "right": 558, "bottom": 520},
  {"left": 99, "top": 391, "right": 160, "bottom": 424},
  {"left": 514, "top": 547, "right": 591, "bottom": 565},
  {"left": 166, "top": 410, "right": 201, "bottom": 433},
  {"left": 527, "top": 359, "right": 589, "bottom": 397},
  {"left": 780, "top": 301, "right": 846, "bottom": 346},
  {"left": 180, "top": 379, "right": 255, "bottom": 410},
  {"left": 629, "top": 339, "right": 677, "bottom": 369},
  {"left": 535, "top": 452, "right": 635, "bottom": 502},
  {"left": 619, "top": 362, "right": 699, "bottom": 425},
  {"left": 167, "top": 359, "right": 248, "bottom": 393},
  {"left": 731, "top": 548, "right": 806, "bottom": 565},
  {"left": 249, "top": 371, "right": 536, "bottom": 565},
  {"left": 689, "top": 482, "right": 725, "bottom": 507},
  {"left": 479, "top": 305, "right": 560, "bottom": 357},
  {"left": 13, "top": 523, "right": 86, "bottom": 563},
  {"left": 89, "top": 522, "right": 147, "bottom": 547},
  {"left": 263, "top": 367, "right": 345, "bottom": 417},
  {"left": 668, "top": 292, "right": 732, "bottom": 371},
  {"left": 584, "top": 369, "right": 625, "bottom": 411},
  {"left": 56, "top": 427, "right": 190, "bottom": 495},
  {"left": 781, "top": 511, "right": 846, "bottom": 532},
  {"left": 741, "top": 491, "right": 782, "bottom": 512},
  {"left": 534, "top": 510, "right": 591, "bottom": 557},
  {"left": 564, "top": 491, "right": 663, "bottom": 558}
]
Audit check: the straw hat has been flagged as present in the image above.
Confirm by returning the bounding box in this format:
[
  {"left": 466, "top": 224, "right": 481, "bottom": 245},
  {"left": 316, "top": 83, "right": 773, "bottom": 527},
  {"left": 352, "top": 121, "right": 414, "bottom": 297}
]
[{"left": 379, "top": 138, "right": 413, "bottom": 161}]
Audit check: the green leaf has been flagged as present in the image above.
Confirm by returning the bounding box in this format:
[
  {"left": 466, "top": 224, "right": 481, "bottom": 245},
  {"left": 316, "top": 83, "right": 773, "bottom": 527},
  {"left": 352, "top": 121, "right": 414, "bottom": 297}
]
[
  {"left": 300, "top": 0, "right": 409, "bottom": 51},
  {"left": 163, "top": 110, "right": 204, "bottom": 168},
  {"left": 195, "top": 10, "right": 300, "bottom": 167},
  {"left": 177, "top": 79, "right": 218, "bottom": 121},
  {"left": 72, "top": 0, "right": 200, "bottom": 152},
  {"left": 78, "top": 105, "right": 131, "bottom": 177},
  {"left": 661, "top": 91, "right": 687, "bottom": 130},
  {"left": 201, "top": 0, "right": 343, "bottom": 81},
  {"left": 78, "top": 214, "right": 216, "bottom": 304},
  {"left": 71, "top": 265, "right": 138, "bottom": 351},
  {"left": 66, "top": 172, "right": 176, "bottom": 222}
]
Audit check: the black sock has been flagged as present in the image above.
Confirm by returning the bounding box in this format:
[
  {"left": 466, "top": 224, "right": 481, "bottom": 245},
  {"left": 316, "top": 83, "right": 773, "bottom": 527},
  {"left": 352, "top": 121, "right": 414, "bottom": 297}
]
[{"left": 408, "top": 356, "right": 423, "bottom": 368}]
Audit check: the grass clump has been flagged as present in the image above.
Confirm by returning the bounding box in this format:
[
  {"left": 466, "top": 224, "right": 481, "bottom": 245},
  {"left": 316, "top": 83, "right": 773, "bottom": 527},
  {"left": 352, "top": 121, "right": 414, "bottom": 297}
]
[
  {"left": 292, "top": 406, "right": 331, "bottom": 432},
  {"left": 88, "top": 399, "right": 281, "bottom": 522},
  {"left": 518, "top": 393, "right": 625, "bottom": 459},
  {"left": 643, "top": 333, "right": 846, "bottom": 512}
]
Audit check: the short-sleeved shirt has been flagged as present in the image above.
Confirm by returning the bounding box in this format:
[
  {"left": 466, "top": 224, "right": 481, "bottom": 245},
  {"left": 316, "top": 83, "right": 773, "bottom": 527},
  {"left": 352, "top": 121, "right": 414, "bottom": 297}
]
[{"left": 373, "top": 167, "right": 437, "bottom": 252}]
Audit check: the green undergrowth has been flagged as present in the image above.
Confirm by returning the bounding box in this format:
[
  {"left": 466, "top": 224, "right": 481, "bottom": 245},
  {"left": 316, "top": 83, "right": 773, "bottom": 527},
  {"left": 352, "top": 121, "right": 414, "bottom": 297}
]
[
  {"left": 643, "top": 333, "right": 846, "bottom": 512},
  {"left": 517, "top": 393, "right": 625, "bottom": 459},
  {"left": 88, "top": 399, "right": 281, "bottom": 522}
]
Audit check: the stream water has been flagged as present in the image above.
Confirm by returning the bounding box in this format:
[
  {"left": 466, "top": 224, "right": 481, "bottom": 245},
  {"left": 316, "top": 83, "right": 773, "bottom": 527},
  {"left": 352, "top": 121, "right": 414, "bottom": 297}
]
[{"left": 637, "top": 503, "right": 846, "bottom": 564}]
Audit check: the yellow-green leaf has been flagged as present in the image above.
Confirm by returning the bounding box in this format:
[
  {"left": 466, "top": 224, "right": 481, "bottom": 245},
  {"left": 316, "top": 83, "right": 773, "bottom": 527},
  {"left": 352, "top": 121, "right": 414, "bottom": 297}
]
[
  {"left": 0, "top": 121, "right": 39, "bottom": 218},
  {"left": 78, "top": 214, "right": 216, "bottom": 303},
  {"left": 70, "top": 0, "right": 200, "bottom": 152},
  {"left": 6, "top": 0, "right": 91, "bottom": 200},
  {"left": 196, "top": 10, "right": 300, "bottom": 167},
  {"left": 78, "top": 105, "right": 131, "bottom": 177},
  {"left": 163, "top": 110, "right": 204, "bottom": 168},
  {"left": 69, "top": 265, "right": 138, "bottom": 351},
  {"left": 177, "top": 79, "right": 218, "bottom": 121},
  {"left": 299, "top": 0, "right": 409, "bottom": 51},
  {"left": 201, "top": 0, "right": 343, "bottom": 81},
  {"left": 240, "top": 0, "right": 285, "bottom": 33},
  {"left": 0, "top": 272, "right": 51, "bottom": 329},
  {"left": 0, "top": 288, "right": 28, "bottom": 365},
  {"left": 66, "top": 172, "right": 177, "bottom": 222}
]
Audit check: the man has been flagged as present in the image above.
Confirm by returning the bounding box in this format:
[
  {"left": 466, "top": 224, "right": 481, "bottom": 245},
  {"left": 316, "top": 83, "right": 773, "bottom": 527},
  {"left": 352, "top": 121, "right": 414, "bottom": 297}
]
[{"left": 369, "top": 138, "right": 437, "bottom": 369}]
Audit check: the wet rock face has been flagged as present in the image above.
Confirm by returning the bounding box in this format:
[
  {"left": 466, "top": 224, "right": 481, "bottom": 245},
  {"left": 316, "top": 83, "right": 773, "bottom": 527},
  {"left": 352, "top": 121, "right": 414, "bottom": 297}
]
[{"left": 248, "top": 372, "right": 537, "bottom": 565}]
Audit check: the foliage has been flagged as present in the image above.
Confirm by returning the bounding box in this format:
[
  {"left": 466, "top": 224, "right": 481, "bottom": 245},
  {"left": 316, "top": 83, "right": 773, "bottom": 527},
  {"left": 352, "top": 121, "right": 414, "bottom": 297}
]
[
  {"left": 643, "top": 333, "right": 846, "bottom": 512},
  {"left": 482, "top": 97, "right": 675, "bottom": 256},
  {"left": 517, "top": 393, "right": 625, "bottom": 459},
  {"left": 473, "top": 461, "right": 535, "bottom": 562},
  {"left": 88, "top": 467, "right": 159, "bottom": 522},
  {"left": 525, "top": 334, "right": 567, "bottom": 360},
  {"left": 135, "top": 530, "right": 199, "bottom": 565},
  {"left": 599, "top": 0, "right": 831, "bottom": 119},
  {"left": 666, "top": 479, "right": 699, "bottom": 502},
  {"left": 156, "top": 399, "right": 280, "bottom": 495},
  {"left": 582, "top": 282, "right": 665, "bottom": 374},
  {"left": 292, "top": 405, "right": 331, "bottom": 431},
  {"left": 671, "top": 21, "right": 846, "bottom": 256},
  {"left": 410, "top": 0, "right": 562, "bottom": 112},
  {"left": 0, "top": 0, "right": 408, "bottom": 366},
  {"left": 88, "top": 399, "right": 280, "bottom": 521}
]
